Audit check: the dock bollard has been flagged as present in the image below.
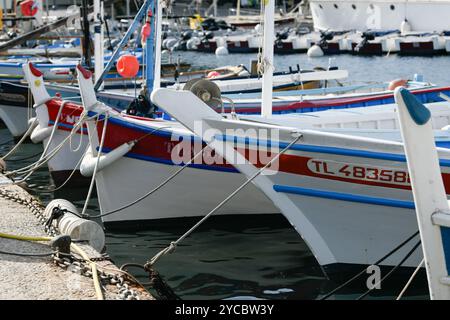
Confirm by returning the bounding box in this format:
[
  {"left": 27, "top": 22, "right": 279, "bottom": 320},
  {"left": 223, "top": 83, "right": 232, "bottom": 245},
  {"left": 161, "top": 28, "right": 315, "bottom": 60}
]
[{"left": 44, "top": 199, "right": 105, "bottom": 252}]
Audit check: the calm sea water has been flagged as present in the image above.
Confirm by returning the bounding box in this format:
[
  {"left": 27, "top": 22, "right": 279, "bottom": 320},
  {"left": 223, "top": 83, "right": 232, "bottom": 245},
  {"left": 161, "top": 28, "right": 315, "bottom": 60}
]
[{"left": 2, "top": 53, "right": 447, "bottom": 300}]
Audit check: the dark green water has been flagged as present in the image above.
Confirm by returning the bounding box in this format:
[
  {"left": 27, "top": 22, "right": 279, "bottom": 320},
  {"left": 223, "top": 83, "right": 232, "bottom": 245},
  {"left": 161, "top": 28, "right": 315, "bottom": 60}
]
[{"left": 1, "top": 53, "right": 443, "bottom": 300}]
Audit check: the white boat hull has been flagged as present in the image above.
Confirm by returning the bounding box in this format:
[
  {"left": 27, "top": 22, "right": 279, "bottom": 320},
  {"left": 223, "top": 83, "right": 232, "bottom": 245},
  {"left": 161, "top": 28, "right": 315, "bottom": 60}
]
[
  {"left": 0, "top": 104, "right": 31, "bottom": 137},
  {"left": 310, "top": 0, "right": 450, "bottom": 32},
  {"left": 95, "top": 156, "right": 279, "bottom": 225},
  {"left": 150, "top": 88, "right": 450, "bottom": 271}
]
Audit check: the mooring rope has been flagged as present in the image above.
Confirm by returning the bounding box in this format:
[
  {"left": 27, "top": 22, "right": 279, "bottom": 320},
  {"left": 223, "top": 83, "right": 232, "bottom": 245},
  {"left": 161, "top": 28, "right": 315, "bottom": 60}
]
[
  {"left": 144, "top": 133, "right": 302, "bottom": 269},
  {"left": 81, "top": 113, "right": 109, "bottom": 216},
  {"left": 396, "top": 258, "right": 425, "bottom": 300},
  {"left": 85, "top": 126, "right": 204, "bottom": 219},
  {"left": 6, "top": 111, "right": 99, "bottom": 182},
  {"left": 1, "top": 118, "right": 38, "bottom": 161},
  {"left": 6, "top": 100, "right": 69, "bottom": 178},
  {"left": 319, "top": 230, "right": 420, "bottom": 300},
  {"left": 356, "top": 240, "right": 422, "bottom": 300},
  {"left": 45, "top": 144, "right": 91, "bottom": 192}
]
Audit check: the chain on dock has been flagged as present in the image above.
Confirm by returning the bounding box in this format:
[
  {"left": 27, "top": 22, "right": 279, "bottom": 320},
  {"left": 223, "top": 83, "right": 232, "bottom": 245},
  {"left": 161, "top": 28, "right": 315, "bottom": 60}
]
[{"left": 0, "top": 188, "right": 142, "bottom": 300}]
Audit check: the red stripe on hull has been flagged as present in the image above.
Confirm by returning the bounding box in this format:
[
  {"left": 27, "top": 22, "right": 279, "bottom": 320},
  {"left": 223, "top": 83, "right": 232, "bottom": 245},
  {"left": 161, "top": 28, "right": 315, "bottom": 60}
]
[{"left": 97, "top": 118, "right": 450, "bottom": 193}]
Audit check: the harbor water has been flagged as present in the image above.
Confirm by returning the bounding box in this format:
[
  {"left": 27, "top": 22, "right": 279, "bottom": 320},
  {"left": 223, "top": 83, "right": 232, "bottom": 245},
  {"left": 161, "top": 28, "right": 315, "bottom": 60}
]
[{"left": 2, "top": 53, "right": 448, "bottom": 300}]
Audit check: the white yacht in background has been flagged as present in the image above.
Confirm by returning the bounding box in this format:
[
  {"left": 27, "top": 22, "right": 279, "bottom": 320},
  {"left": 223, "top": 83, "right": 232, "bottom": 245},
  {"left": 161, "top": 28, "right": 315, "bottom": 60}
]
[{"left": 310, "top": 0, "right": 450, "bottom": 32}]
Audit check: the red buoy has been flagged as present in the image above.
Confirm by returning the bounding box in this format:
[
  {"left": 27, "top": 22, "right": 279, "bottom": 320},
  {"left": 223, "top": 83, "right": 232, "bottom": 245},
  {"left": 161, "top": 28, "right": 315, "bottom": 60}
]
[
  {"left": 116, "top": 55, "right": 139, "bottom": 78},
  {"left": 141, "top": 22, "right": 151, "bottom": 43},
  {"left": 20, "top": 0, "right": 38, "bottom": 17},
  {"left": 207, "top": 71, "right": 220, "bottom": 79}
]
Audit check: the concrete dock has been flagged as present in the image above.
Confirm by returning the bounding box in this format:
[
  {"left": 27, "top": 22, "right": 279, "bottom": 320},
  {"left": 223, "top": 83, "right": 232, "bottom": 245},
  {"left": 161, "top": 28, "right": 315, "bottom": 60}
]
[{"left": 0, "top": 174, "right": 154, "bottom": 300}]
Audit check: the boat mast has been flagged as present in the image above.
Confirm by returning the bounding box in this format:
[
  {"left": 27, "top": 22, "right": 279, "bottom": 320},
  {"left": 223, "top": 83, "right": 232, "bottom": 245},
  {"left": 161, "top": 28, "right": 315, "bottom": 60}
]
[
  {"left": 81, "top": 0, "right": 91, "bottom": 67},
  {"left": 94, "top": 0, "right": 153, "bottom": 91},
  {"left": 144, "top": 2, "right": 155, "bottom": 93},
  {"left": 153, "top": 0, "right": 162, "bottom": 90},
  {"left": 261, "top": 0, "right": 274, "bottom": 118},
  {"left": 94, "top": 0, "right": 104, "bottom": 86}
]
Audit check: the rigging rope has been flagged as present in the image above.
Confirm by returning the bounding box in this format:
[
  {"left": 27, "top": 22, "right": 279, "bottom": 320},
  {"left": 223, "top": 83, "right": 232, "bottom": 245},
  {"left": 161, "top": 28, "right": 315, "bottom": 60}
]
[
  {"left": 81, "top": 113, "right": 109, "bottom": 216},
  {"left": 86, "top": 126, "right": 205, "bottom": 219}
]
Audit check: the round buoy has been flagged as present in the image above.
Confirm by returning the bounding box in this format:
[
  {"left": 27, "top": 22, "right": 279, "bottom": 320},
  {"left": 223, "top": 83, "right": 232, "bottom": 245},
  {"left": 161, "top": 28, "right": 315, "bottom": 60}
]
[
  {"left": 215, "top": 46, "right": 229, "bottom": 56},
  {"left": 207, "top": 71, "right": 220, "bottom": 79},
  {"left": 116, "top": 55, "right": 139, "bottom": 78},
  {"left": 20, "top": 0, "right": 38, "bottom": 17},
  {"left": 307, "top": 45, "right": 324, "bottom": 57},
  {"left": 388, "top": 79, "right": 408, "bottom": 91}
]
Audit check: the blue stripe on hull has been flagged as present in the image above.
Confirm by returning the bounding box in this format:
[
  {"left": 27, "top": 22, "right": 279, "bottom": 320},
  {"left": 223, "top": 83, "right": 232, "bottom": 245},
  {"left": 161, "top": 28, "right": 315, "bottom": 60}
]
[
  {"left": 440, "top": 226, "right": 450, "bottom": 275},
  {"left": 273, "top": 184, "right": 416, "bottom": 209},
  {"left": 99, "top": 146, "right": 239, "bottom": 173}
]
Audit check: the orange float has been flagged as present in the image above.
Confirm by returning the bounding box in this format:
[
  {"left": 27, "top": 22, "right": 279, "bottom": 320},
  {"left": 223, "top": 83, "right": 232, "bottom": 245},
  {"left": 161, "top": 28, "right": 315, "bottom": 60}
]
[
  {"left": 20, "top": 0, "right": 38, "bottom": 17},
  {"left": 388, "top": 79, "right": 408, "bottom": 91},
  {"left": 116, "top": 55, "right": 140, "bottom": 78}
]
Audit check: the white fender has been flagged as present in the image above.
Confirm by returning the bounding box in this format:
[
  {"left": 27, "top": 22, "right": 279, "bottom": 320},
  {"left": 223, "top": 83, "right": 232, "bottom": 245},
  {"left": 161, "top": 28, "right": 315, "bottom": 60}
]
[
  {"left": 307, "top": 44, "right": 324, "bottom": 57},
  {"left": 44, "top": 199, "right": 105, "bottom": 252},
  {"left": 215, "top": 46, "right": 229, "bottom": 56},
  {"left": 30, "top": 124, "right": 53, "bottom": 143},
  {"left": 80, "top": 141, "right": 136, "bottom": 177},
  {"left": 27, "top": 117, "right": 39, "bottom": 130},
  {"left": 43, "top": 67, "right": 72, "bottom": 80},
  {"left": 400, "top": 19, "right": 411, "bottom": 34}
]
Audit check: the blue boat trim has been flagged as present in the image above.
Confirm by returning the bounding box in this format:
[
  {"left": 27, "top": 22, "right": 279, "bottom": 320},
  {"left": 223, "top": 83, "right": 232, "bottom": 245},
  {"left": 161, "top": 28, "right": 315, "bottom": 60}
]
[
  {"left": 273, "top": 184, "right": 415, "bottom": 209},
  {"left": 99, "top": 146, "right": 239, "bottom": 173},
  {"left": 48, "top": 120, "right": 88, "bottom": 133},
  {"left": 440, "top": 226, "right": 450, "bottom": 275}
]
